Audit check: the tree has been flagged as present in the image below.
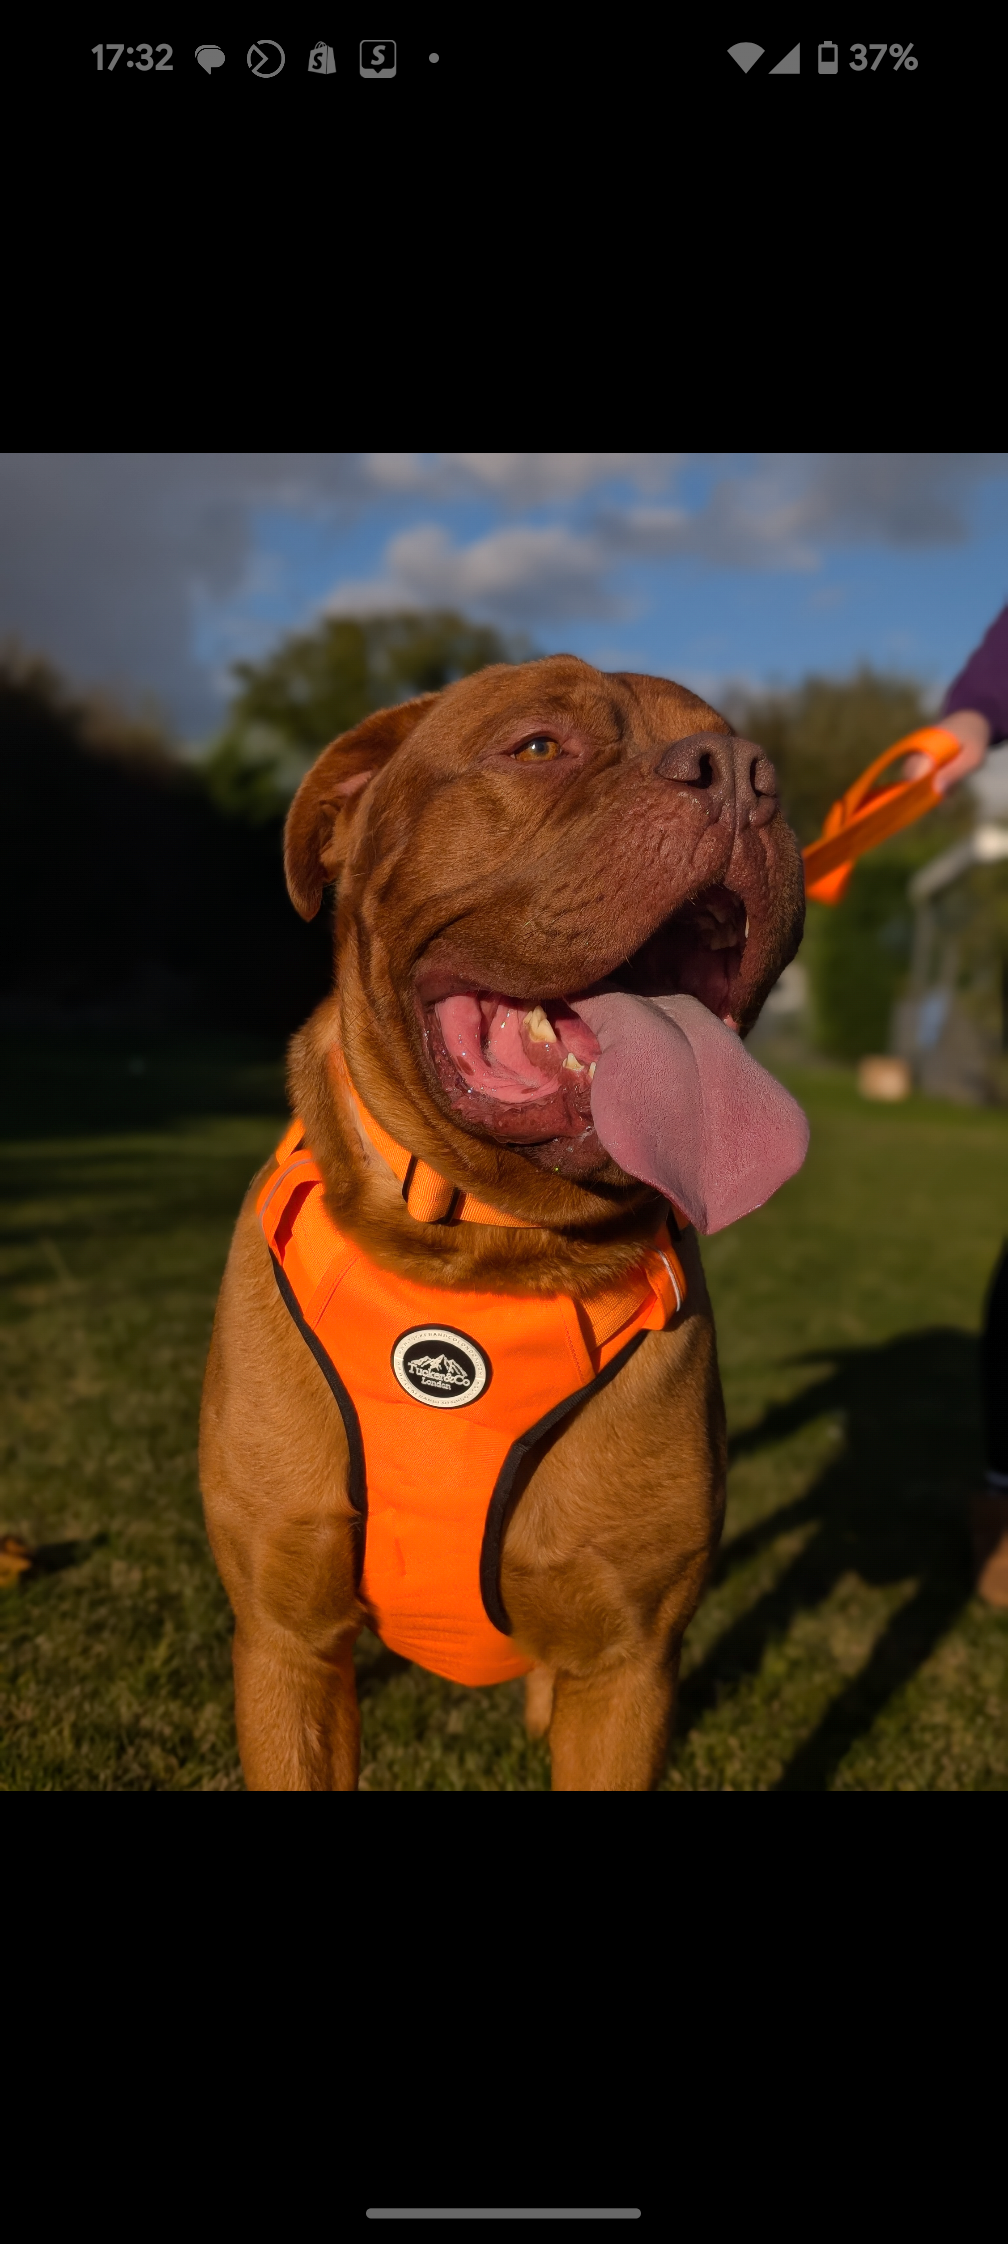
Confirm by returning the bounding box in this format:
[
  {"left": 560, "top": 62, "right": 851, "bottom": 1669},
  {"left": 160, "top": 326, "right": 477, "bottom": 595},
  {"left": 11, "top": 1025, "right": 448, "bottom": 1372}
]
[
  {"left": 727, "top": 668, "right": 932, "bottom": 845},
  {"left": 201, "top": 611, "right": 527, "bottom": 823}
]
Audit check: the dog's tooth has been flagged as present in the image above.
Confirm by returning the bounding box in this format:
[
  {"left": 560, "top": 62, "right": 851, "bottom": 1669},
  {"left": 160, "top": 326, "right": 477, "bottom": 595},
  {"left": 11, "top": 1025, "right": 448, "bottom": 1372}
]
[
  {"left": 525, "top": 1005, "right": 555, "bottom": 1044},
  {"left": 588, "top": 1061, "right": 596, "bottom": 1079},
  {"left": 745, "top": 916, "right": 750, "bottom": 939},
  {"left": 562, "top": 1052, "right": 584, "bottom": 1072}
]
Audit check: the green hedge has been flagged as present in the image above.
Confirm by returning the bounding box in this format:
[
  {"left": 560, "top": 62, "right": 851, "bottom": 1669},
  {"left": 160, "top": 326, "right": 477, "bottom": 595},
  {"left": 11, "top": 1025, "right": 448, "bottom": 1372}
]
[{"left": 805, "top": 867, "right": 914, "bottom": 1059}]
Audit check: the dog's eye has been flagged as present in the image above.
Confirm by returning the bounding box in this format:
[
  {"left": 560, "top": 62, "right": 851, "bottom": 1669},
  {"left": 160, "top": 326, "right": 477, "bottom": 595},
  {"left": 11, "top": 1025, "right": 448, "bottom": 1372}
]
[{"left": 513, "top": 737, "right": 561, "bottom": 763}]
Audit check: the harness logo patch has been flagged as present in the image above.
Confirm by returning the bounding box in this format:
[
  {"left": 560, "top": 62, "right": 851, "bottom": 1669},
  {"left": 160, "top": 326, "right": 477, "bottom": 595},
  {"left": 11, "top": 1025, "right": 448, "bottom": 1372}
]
[{"left": 392, "top": 1326, "right": 489, "bottom": 1409}]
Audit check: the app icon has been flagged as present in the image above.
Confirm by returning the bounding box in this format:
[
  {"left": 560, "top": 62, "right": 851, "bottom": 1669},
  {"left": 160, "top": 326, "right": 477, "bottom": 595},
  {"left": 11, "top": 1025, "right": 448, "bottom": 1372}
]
[
  {"left": 309, "top": 42, "right": 336, "bottom": 73},
  {"left": 196, "top": 44, "right": 224, "bottom": 73},
  {"left": 360, "top": 40, "right": 396, "bottom": 77},
  {"left": 818, "top": 40, "right": 838, "bottom": 72},
  {"left": 247, "top": 40, "right": 285, "bottom": 77}
]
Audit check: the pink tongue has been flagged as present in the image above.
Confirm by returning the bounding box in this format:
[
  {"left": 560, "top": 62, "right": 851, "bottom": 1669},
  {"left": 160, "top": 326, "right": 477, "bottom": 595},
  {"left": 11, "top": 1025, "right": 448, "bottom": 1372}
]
[{"left": 571, "top": 991, "right": 809, "bottom": 1233}]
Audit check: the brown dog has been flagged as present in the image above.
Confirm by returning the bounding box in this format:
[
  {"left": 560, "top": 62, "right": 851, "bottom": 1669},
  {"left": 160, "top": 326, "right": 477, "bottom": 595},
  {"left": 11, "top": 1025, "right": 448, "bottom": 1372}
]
[{"left": 199, "top": 656, "right": 805, "bottom": 1790}]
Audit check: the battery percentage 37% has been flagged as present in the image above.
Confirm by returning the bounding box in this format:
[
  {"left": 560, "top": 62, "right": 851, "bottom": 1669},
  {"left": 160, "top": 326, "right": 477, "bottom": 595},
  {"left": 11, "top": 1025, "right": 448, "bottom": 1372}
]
[{"left": 850, "top": 41, "right": 918, "bottom": 67}]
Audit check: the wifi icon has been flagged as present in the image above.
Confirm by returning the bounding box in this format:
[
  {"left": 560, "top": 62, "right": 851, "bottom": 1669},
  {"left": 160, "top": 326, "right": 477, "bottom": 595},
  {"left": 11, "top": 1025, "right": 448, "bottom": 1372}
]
[{"left": 728, "top": 42, "right": 764, "bottom": 71}]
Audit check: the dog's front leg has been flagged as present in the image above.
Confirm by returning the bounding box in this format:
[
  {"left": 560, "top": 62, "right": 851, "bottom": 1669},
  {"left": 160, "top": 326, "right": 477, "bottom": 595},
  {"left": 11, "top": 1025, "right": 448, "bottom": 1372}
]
[
  {"left": 201, "top": 1200, "right": 365, "bottom": 1790},
  {"left": 205, "top": 1499, "right": 365, "bottom": 1790},
  {"left": 232, "top": 1612, "right": 361, "bottom": 1792},
  {"left": 547, "top": 1648, "right": 680, "bottom": 1791},
  {"left": 204, "top": 1484, "right": 366, "bottom": 1792}
]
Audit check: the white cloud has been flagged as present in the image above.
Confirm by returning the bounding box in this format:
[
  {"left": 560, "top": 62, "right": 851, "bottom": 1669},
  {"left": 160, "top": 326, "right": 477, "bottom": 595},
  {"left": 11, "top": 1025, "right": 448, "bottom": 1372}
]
[
  {"left": 327, "top": 458, "right": 1008, "bottom": 631},
  {"left": 326, "top": 522, "right": 620, "bottom": 623},
  {"left": 359, "top": 454, "right": 1006, "bottom": 541},
  {"left": 671, "top": 454, "right": 1006, "bottom": 567},
  {"left": 362, "top": 453, "right": 681, "bottom": 504}
]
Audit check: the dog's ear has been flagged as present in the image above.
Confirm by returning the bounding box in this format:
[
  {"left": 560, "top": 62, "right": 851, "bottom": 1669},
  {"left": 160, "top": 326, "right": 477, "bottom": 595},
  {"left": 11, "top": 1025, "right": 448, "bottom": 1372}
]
[{"left": 284, "top": 695, "right": 438, "bottom": 920}]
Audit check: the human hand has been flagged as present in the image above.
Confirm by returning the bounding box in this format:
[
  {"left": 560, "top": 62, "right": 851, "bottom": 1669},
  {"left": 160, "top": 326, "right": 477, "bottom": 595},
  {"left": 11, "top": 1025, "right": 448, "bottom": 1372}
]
[{"left": 904, "top": 709, "right": 992, "bottom": 795}]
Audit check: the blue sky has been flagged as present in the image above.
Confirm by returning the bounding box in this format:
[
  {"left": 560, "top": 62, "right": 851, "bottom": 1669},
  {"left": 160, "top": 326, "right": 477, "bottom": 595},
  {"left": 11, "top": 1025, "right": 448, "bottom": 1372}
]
[{"left": 2, "top": 453, "right": 1007, "bottom": 739}]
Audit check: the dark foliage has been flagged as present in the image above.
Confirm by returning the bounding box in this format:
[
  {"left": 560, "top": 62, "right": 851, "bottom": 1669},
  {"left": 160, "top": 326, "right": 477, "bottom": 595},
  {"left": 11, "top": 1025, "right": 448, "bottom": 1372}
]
[
  {"left": 1, "top": 617, "right": 527, "bottom": 1034},
  {"left": 0, "top": 653, "right": 332, "bottom": 1034}
]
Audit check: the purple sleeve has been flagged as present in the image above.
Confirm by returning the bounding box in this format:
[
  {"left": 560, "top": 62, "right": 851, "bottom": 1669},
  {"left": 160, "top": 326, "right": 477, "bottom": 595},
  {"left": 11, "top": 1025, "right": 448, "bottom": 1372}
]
[{"left": 941, "top": 605, "right": 1008, "bottom": 742}]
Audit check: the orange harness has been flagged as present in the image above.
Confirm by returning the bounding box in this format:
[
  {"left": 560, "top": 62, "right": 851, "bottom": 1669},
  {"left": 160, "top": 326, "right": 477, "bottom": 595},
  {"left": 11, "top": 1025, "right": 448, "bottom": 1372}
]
[{"left": 256, "top": 1095, "right": 686, "bottom": 1688}]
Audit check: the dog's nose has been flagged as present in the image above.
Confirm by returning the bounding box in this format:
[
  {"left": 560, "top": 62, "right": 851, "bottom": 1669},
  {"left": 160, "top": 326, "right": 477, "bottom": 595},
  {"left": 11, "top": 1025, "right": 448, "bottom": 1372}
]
[{"left": 656, "top": 731, "right": 779, "bottom": 830}]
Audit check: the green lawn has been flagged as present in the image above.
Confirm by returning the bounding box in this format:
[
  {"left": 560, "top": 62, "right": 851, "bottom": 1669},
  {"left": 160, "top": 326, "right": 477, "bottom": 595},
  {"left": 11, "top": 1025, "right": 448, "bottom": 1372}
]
[{"left": 1, "top": 1029, "right": 1006, "bottom": 1790}]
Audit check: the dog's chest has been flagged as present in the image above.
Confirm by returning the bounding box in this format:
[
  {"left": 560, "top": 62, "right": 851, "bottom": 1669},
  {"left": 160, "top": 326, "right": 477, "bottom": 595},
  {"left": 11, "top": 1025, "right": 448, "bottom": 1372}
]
[{"left": 258, "top": 1136, "right": 680, "bottom": 1686}]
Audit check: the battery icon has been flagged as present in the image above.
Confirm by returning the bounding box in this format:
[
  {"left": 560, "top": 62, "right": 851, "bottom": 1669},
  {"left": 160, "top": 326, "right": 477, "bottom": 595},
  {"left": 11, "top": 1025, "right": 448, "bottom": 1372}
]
[{"left": 818, "top": 40, "right": 838, "bottom": 72}]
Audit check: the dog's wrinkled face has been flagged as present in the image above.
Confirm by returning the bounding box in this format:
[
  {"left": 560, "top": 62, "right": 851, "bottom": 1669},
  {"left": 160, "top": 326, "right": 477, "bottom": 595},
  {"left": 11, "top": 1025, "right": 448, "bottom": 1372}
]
[{"left": 286, "top": 656, "right": 805, "bottom": 1185}]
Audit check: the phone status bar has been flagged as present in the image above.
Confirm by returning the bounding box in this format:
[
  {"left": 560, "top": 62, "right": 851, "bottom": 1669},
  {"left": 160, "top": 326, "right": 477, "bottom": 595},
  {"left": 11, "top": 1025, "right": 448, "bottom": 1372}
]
[{"left": 19, "top": 26, "right": 986, "bottom": 101}]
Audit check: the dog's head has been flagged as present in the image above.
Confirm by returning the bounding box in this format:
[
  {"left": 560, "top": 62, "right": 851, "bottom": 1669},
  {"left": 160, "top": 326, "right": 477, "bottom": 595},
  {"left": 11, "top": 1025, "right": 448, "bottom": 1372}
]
[{"left": 285, "top": 655, "right": 806, "bottom": 1229}]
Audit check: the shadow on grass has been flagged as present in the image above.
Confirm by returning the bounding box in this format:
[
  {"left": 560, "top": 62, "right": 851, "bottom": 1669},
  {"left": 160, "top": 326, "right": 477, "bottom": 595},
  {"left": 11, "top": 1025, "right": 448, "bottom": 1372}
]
[
  {"left": 676, "top": 1328, "right": 981, "bottom": 1790},
  {"left": 27, "top": 1532, "right": 110, "bottom": 1577},
  {"left": 0, "top": 1531, "right": 108, "bottom": 1596}
]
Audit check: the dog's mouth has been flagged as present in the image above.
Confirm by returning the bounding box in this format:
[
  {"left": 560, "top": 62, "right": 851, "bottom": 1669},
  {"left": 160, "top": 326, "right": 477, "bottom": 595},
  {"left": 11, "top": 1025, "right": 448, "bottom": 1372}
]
[
  {"left": 418, "top": 883, "right": 749, "bottom": 1148},
  {"left": 407, "top": 876, "right": 808, "bottom": 1222}
]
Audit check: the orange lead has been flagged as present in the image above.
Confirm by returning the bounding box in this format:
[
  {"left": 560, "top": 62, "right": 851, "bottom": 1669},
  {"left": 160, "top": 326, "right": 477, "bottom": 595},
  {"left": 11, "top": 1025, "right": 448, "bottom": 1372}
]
[{"left": 802, "top": 725, "right": 962, "bottom": 904}]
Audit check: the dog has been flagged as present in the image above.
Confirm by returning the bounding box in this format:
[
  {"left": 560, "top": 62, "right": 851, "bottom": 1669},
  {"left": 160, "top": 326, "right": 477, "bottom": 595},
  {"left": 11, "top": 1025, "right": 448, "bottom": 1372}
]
[{"left": 199, "top": 656, "right": 807, "bottom": 1790}]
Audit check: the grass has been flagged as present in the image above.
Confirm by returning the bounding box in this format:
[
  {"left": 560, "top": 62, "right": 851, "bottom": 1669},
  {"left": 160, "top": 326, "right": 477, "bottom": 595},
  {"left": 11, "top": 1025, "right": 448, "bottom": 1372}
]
[{"left": 1, "top": 1028, "right": 1006, "bottom": 1791}]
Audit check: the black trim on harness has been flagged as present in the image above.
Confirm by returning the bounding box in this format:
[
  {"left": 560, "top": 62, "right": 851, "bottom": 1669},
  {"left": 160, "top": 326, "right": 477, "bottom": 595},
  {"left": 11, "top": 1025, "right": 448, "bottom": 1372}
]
[
  {"left": 478, "top": 1329, "right": 650, "bottom": 1635},
  {"left": 269, "top": 1252, "right": 368, "bottom": 1584}
]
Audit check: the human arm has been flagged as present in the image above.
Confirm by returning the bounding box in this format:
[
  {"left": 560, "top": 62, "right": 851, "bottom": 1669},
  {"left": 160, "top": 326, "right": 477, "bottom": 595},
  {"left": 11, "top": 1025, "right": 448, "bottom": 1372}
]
[{"left": 905, "top": 605, "right": 1007, "bottom": 793}]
